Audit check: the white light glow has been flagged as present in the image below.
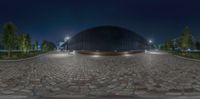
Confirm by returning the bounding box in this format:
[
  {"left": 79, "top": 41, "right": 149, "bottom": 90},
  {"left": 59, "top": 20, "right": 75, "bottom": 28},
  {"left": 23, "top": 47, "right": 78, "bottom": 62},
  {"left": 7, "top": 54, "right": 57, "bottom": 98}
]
[
  {"left": 91, "top": 55, "right": 101, "bottom": 58},
  {"left": 52, "top": 53, "right": 71, "bottom": 58},
  {"left": 145, "top": 50, "right": 148, "bottom": 53},
  {"left": 64, "top": 36, "right": 70, "bottom": 41},
  {"left": 149, "top": 40, "right": 152, "bottom": 44},
  {"left": 187, "top": 48, "right": 191, "bottom": 52},
  {"left": 71, "top": 50, "right": 76, "bottom": 55},
  {"left": 123, "top": 54, "right": 132, "bottom": 57},
  {"left": 146, "top": 51, "right": 166, "bottom": 55}
]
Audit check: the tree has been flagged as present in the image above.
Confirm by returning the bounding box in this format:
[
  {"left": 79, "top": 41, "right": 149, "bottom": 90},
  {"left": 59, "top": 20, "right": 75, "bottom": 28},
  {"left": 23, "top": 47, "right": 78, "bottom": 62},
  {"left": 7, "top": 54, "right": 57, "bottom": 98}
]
[
  {"left": 26, "top": 34, "right": 32, "bottom": 52},
  {"left": 159, "top": 44, "right": 165, "bottom": 50},
  {"left": 0, "top": 32, "right": 3, "bottom": 49},
  {"left": 179, "top": 26, "right": 193, "bottom": 50},
  {"left": 34, "top": 41, "right": 39, "bottom": 51},
  {"left": 41, "top": 40, "right": 48, "bottom": 52},
  {"left": 2, "top": 22, "right": 17, "bottom": 57},
  {"left": 18, "top": 33, "right": 32, "bottom": 53},
  {"left": 42, "top": 40, "right": 56, "bottom": 52},
  {"left": 196, "top": 42, "right": 200, "bottom": 50},
  {"left": 163, "top": 40, "right": 174, "bottom": 50}
]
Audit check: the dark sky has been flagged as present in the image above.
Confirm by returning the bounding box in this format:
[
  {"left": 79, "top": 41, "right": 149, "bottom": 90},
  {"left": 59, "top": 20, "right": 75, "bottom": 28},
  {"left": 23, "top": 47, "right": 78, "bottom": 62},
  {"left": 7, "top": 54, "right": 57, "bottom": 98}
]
[{"left": 0, "top": 0, "right": 200, "bottom": 44}]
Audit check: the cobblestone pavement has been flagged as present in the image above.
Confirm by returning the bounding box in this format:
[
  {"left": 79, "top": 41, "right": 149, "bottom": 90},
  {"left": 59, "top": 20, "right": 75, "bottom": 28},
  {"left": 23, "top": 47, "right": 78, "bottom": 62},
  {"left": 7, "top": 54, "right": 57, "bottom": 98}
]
[{"left": 0, "top": 51, "right": 200, "bottom": 98}]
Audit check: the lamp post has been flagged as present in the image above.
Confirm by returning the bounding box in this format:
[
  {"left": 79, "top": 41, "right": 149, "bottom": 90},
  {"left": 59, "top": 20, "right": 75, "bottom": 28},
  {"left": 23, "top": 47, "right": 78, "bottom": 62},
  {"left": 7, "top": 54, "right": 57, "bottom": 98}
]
[
  {"left": 149, "top": 40, "right": 153, "bottom": 51},
  {"left": 64, "top": 36, "right": 70, "bottom": 53}
]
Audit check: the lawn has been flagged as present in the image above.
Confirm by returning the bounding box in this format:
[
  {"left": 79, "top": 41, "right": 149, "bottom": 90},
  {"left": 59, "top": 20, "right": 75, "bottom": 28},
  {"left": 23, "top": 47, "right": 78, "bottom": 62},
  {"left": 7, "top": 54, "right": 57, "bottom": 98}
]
[{"left": 0, "top": 51, "right": 44, "bottom": 60}]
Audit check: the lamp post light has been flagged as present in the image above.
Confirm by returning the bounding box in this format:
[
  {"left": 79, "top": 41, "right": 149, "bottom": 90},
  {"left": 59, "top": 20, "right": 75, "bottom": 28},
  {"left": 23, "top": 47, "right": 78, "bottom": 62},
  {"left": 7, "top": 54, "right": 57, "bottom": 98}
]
[
  {"left": 149, "top": 40, "right": 153, "bottom": 51},
  {"left": 64, "top": 36, "right": 70, "bottom": 53}
]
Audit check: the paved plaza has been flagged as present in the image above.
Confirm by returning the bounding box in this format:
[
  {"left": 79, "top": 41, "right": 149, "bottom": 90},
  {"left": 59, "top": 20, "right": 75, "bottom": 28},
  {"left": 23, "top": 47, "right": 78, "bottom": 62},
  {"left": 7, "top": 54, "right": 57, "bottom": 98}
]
[{"left": 0, "top": 51, "right": 200, "bottom": 98}]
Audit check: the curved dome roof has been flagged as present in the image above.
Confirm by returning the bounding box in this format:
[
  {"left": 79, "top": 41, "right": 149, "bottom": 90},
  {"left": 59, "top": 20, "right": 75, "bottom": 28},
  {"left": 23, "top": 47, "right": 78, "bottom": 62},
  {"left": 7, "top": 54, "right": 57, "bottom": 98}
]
[{"left": 68, "top": 25, "right": 147, "bottom": 51}]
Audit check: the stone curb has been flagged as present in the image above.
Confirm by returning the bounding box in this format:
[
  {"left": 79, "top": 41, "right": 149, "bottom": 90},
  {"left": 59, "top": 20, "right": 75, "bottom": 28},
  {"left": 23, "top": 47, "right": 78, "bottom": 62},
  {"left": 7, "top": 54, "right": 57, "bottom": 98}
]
[
  {"left": 0, "top": 95, "right": 28, "bottom": 99},
  {"left": 171, "top": 96, "right": 200, "bottom": 99},
  {"left": 42, "top": 95, "right": 86, "bottom": 99},
  {"left": 0, "top": 52, "right": 50, "bottom": 62},
  {"left": 173, "top": 54, "right": 200, "bottom": 62}
]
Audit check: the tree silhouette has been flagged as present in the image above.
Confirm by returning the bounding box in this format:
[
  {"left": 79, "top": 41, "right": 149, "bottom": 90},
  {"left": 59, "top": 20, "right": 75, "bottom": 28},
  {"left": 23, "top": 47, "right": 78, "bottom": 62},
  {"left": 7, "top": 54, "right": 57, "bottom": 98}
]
[
  {"left": 3, "top": 22, "right": 17, "bottom": 57},
  {"left": 179, "top": 26, "right": 193, "bottom": 50}
]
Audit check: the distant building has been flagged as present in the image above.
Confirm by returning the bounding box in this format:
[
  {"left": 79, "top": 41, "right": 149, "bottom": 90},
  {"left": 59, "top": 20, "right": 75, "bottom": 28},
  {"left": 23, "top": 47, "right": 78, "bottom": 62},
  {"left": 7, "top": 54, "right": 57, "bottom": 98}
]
[
  {"left": 62, "top": 25, "right": 148, "bottom": 54},
  {"left": 193, "top": 36, "right": 200, "bottom": 43}
]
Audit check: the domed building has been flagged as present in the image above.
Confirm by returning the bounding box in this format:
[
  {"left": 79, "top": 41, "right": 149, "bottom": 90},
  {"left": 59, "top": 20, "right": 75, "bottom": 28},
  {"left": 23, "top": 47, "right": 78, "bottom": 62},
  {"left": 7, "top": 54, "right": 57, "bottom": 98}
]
[{"left": 64, "top": 26, "right": 147, "bottom": 55}]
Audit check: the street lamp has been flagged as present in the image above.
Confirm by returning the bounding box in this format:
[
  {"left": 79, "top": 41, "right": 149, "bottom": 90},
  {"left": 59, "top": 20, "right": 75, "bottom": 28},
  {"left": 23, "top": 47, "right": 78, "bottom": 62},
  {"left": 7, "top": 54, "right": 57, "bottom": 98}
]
[
  {"left": 149, "top": 40, "right": 153, "bottom": 51},
  {"left": 64, "top": 36, "right": 70, "bottom": 42},
  {"left": 64, "top": 36, "right": 70, "bottom": 53},
  {"left": 149, "top": 40, "right": 152, "bottom": 44}
]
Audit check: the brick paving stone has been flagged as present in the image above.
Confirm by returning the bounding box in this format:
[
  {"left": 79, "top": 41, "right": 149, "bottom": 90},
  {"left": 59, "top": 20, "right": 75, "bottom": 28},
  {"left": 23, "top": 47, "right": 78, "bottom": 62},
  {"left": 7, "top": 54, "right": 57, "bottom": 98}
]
[{"left": 0, "top": 51, "right": 200, "bottom": 97}]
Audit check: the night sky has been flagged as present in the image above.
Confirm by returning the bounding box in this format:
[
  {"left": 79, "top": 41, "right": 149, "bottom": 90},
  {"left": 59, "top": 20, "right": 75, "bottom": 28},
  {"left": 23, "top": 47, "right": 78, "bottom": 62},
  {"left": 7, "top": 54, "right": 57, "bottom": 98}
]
[{"left": 0, "top": 0, "right": 200, "bottom": 44}]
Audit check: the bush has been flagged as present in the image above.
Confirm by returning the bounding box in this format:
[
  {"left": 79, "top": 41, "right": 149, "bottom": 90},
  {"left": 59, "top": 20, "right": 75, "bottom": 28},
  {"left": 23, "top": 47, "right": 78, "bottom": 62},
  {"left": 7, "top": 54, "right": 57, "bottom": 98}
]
[
  {"left": 0, "top": 51, "right": 43, "bottom": 60},
  {"left": 173, "top": 51, "right": 200, "bottom": 59}
]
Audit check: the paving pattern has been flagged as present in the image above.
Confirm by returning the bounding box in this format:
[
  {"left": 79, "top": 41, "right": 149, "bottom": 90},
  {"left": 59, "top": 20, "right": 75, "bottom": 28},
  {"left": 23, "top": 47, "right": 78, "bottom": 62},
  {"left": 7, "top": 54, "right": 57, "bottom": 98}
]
[{"left": 0, "top": 51, "right": 200, "bottom": 98}]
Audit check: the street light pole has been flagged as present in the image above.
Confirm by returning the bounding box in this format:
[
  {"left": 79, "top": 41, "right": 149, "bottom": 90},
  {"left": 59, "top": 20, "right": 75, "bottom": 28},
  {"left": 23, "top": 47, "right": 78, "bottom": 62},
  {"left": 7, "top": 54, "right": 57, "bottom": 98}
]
[
  {"left": 65, "top": 36, "right": 70, "bottom": 53},
  {"left": 67, "top": 40, "right": 69, "bottom": 52},
  {"left": 149, "top": 40, "right": 152, "bottom": 51}
]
